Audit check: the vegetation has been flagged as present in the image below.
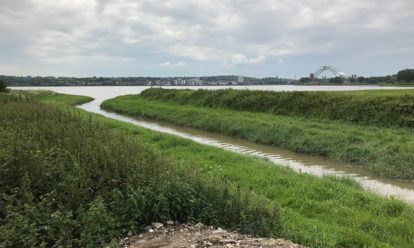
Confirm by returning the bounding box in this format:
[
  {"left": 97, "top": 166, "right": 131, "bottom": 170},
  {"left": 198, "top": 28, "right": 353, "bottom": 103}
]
[
  {"left": 0, "top": 78, "right": 9, "bottom": 92},
  {"left": 3, "top": 91, "right": 414, "bottom": 247},
  {"left": 81, "top": 95, "right": 414, "bottom": 247},
  {"left": 35, "top": 91, "right": 94, "bottom": 106},
  {"left": 0, "top": 92, "right": 280, "bottom": 247},
  {"left": 102, "top": 90, "right": 414, "bottom": 180},
  {"left": 397, "top": 69, "right": 414, "bottom": 83},
  {"left": 138, "top": 88, "right": 414, "bottom": 128}
]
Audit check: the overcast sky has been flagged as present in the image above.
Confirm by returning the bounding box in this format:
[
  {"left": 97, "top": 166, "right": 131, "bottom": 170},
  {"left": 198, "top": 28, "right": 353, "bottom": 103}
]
[{"left": 1, "top": 0, "right": 413, "bottom": 78}]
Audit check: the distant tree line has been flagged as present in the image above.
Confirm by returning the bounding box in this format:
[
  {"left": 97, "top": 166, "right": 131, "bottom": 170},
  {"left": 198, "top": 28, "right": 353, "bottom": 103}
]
[
  {"left": 396, "top": 69, "right": 414, "bottom": 83},
  {"left": 300, "top": 69, "right": 414, "bottom": 85},
  {"left": 0, "top": 75, "right": 294, "bottom": 87},
  {"left": 0, "top": 77, "right": 9, "bottom": 92},
  {"left": 2, "top": 69, "right": 413, "bottom": 87}
]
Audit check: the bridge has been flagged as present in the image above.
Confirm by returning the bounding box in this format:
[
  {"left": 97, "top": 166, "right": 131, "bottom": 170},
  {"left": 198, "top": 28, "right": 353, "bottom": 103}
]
[{"left": 310, "top": 66, "right": 347, "bottom": 79}]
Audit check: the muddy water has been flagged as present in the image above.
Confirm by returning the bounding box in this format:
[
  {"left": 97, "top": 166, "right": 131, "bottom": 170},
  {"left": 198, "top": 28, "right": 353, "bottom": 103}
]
[{"left": 12, "top": 86, "right": 414, "bottom": 204}]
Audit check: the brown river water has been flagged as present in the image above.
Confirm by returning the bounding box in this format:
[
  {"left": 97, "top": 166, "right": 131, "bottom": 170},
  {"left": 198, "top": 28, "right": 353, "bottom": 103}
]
[{"left": 12, "top": 85, "right": 414, "bottom": 204}]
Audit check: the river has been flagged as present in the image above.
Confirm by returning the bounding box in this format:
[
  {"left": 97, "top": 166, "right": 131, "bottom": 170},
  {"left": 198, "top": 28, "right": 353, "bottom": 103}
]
[{"left": 12, "top": 85, "right": 414, "bottom": 204}]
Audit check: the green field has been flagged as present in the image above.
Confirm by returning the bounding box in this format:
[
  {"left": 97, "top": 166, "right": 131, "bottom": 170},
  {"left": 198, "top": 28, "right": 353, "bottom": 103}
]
[
  {"left": 2, "top": 91, "right": 414, "bottom": 247},
  {"left": 101, "top": 90, "right": 414, "bottom": 180}
]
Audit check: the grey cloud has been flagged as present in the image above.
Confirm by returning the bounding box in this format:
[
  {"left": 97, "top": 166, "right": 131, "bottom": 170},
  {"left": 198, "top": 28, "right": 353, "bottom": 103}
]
[{"left": 0, "top": 0, "right": 413, "bottom": 77}]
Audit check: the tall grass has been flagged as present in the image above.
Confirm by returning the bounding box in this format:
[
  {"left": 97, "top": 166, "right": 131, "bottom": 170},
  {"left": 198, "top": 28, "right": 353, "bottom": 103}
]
[
  {"left": 140, "top": 88, "right": 414, "bottom": 128},
  {"left": 0, "top": 93, "right": 280, "bottom": 247}
]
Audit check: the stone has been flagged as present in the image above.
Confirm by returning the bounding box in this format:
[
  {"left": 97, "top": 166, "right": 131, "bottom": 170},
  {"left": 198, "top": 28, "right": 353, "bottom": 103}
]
[
  {"left": 195, "top": 223, "right": 204, "bottom": 229},
  {"left": 166, "top": 220, "right": 174, "bottom": 225},
  {"left": 221, "top": 239, "right": 236, "bottom": 244},
  {"left": 151, "top": 222, "right": 163, "bottom": 229}
]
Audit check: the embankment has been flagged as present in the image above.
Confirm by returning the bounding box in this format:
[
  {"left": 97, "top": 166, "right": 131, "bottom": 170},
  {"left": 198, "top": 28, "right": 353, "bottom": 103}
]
[
  {"left": 101, "top": 89, "right": 414, "bottom": 180},
  {"left": 140, "top": 88, "right": 414, "bottom": 128}
]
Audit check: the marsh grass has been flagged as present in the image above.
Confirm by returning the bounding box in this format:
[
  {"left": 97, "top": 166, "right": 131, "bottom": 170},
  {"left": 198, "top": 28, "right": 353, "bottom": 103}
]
[{"left": 140, "top": 88, "right": 414, "bottom": 128}]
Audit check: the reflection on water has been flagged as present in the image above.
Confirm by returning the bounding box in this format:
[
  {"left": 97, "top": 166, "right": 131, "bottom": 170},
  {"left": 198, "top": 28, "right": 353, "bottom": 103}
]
[{"left": 12, "top": 85, "right": 414, "bottom": 204}]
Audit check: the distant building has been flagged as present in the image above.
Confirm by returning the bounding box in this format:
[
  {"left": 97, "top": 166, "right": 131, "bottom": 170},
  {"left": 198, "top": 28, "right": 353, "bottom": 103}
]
[{"left": 238, "top": 76, "right": 244, "bottom": 84}]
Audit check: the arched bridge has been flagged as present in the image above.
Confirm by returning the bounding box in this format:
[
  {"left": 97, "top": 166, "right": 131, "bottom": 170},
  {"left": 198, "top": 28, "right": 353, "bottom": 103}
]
[{"left": 312, "top": 66, "right": 347, "bottom": 78}]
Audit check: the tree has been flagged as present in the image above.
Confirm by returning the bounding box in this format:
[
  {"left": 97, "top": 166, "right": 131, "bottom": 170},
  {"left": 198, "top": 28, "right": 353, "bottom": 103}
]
[
  {"left": 0, "top": 78, "right": 8, "bottom": 92},
  {"left": 299, "top": 77, "right": 310, "bottom": 83},
  {"left": 397, "top": 69, "right": 414, "bottom": 83},
  {"left": 329, "top": 77, "right": 345, "bottom": 84},
  {"left": 357, "top": 76, "right": 366, "bottom": 83}
]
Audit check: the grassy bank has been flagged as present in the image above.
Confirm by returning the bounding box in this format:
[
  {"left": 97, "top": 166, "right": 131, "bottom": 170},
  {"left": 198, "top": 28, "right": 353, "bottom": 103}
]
[
  {"left": 42, "top": 92, "right": 414, "bottom": 247},
  {"left": 0, "top": 92, "right": 279, "bottom": 247},
  {"left": 140, "top": 88, "right": 414, "bottom": 128},
  {"left": 101, "top": 93, "right": 414, "bottom": 180}
]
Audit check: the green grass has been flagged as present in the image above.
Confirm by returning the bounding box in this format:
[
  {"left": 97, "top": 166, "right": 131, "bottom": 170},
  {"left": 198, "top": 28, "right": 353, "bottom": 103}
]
[
  {"left": 0, "top": 92, "right": 279, "bottom": 247},
  {"left": 101, "top": 94, "right": 414, "bottom": 180},
  {"left": 35, "top": 92, "right": 94, "bottom": 106},
  {"left": 140, "top": 88, "right": 414, "bottom": 128},
  {"left": 39, "top": 92, "right": 414, "bottom": 247}
]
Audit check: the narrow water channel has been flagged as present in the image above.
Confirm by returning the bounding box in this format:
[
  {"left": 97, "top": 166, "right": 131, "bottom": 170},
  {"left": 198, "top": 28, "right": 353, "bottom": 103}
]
[{"left": 78, "top": 98, "right": 414, "bottom": 204}]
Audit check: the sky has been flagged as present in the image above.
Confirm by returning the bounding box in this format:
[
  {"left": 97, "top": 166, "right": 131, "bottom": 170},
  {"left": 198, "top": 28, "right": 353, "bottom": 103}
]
[{"left": 0, "top": 0, "right": 413, "bottom": 78}]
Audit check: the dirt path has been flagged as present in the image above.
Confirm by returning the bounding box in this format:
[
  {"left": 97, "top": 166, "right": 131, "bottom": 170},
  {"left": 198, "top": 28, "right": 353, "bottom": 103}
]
[{"left": 120, "top": 223, "right": 305, "bottom": 248}]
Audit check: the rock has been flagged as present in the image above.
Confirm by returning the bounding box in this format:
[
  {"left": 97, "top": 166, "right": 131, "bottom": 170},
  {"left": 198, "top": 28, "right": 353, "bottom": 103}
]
[
  {"left": 148, "top": 229, "right": 154, "bottom": 233},
  {"left": 127, "top": 231, "right": 132, "bottom": 236},
  {"left": 166, "top": 220, "right": 174, "bottom": 225},
  {"left": 203, "top": 241, "right": 213, "bottom": 246},
  {"left": 221, "top": 239, "right": 236, "bottom": 244},
  {"left": 190, "top": 245, "right": 196, "bottom": 248},
  {"left": 195, "top": 223, "right": 204, "bottom": 229},
  {"left": 151, "top": 222, "right": 163, "bottom": 229}
]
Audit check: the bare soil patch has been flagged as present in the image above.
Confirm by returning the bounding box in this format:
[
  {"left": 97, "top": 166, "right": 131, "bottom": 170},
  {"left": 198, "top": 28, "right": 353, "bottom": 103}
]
[{"left": 120, "top": 222, "right": 305, "bottom": 248}]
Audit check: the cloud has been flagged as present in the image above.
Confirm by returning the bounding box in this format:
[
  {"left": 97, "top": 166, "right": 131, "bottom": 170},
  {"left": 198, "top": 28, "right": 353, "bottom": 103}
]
[
  {"left": 223, "top": 54, "right": 266, "bottom": 67},
  {"left": 159, "top": 61, "right": 186, "bottom": 67},
  {"left": 0, "top": 0, "right": 413, "bottom": 77}
]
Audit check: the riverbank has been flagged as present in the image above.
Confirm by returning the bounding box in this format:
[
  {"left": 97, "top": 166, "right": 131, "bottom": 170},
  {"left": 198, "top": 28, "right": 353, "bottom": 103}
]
[
  {"left": 44, "top": 92, "right": 414, "bottom": 247},
  {"left": 139, "top": 88, "right": 414, "bottom": 128},
  {"left": 101, "top": 89, "right": 414, "bottom": 180}
]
